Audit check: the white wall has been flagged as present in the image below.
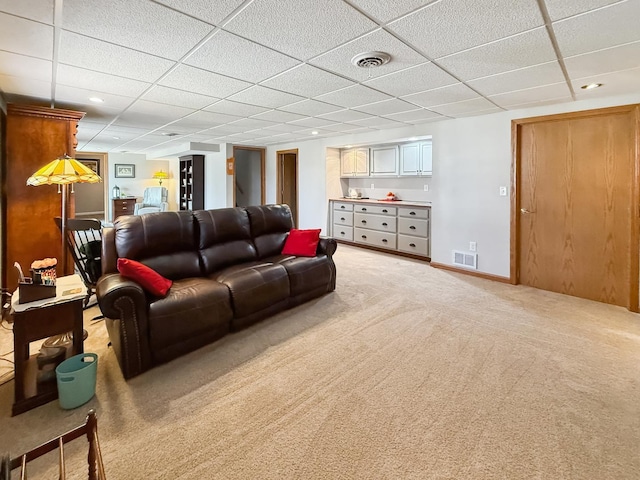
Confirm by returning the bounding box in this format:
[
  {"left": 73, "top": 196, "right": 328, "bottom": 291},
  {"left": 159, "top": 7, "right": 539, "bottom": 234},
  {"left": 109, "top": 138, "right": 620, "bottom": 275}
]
[
  {"left": 266, "top": 92, "right": 640, "bottom": 278},
  {"left": 203, "top": 148, "right": 229, "bottom": 210}
]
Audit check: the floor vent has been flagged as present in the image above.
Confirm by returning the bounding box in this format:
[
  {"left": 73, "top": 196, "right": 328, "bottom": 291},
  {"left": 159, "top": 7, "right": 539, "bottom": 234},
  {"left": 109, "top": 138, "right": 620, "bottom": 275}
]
[{"left": 452, "top": 250, "right": 478, "bottom": 269}]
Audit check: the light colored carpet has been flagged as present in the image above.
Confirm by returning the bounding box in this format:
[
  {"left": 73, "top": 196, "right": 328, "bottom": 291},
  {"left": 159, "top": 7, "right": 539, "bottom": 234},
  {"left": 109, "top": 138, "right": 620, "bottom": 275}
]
[{"left": 0, "top": 245, "right": 639, "bottom": 479}]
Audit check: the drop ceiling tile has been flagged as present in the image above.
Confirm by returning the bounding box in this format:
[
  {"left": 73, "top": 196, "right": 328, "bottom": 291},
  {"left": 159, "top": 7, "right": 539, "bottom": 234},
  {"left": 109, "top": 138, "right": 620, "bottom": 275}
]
[
  {"left": 66, "top": 104, "right": 120, "bottom": 123},
  {"left": 353, "top": 98, "right": 417, "bottom": 115},
  {"left": 59, "top": 31, "right": 175, "bottom": 83},
  {"left": 429, "top": 97, "right": 500, "bottom": 117},
  {"left": 228, "top": 117, "right": 280, "bottom": 129},
  {"left": 126, "top": 99, "right": 195, "bottom": 120},
  {"left": 545, "top": 0, "right": 621, "bottom": 21},
  {"left": 186, "top": 31, "right": 300, "bottom": 83},
  {"left": 262, "top": 64, "right": 354, "bottom": 97},
  {"left": 55, "top": 85, "right": 136, "bottom": 110},
  {"left": 309, "top": 29, "right": 428, "bottom": 82},
  {"left": 279, "top": 99, "right": 343, "bottom": 116},
  {"left": 113, "top": 111, "right": 171, "bottom": 129},
  {"left": 224, "top": 0, "right": 377, "bottom": 59},
  {"left": 62, "top": 0, "right": 214, "bottom": 60},
  {"left": 207, "top": 124, "right": 249, "bottom": 134},
  {"left": 204, "top": 100, "right": 270, "bottom": 117},
  {"left": 489, "top": 83, "right": 572, "bottom": 108},
  {"left": 572, "top": 66, "right": 640, "bottom": 99},
  {"left": 502, "top": 95, "right": 574, "bottom": 110},
  {"left": 251, "top": 110, "right": 307, "bottom": 123},
  {"left": 553, "top": 1, "right": 640, "bottom": 57},
  {"left": 315, "top": 85, "right": 392, "bottom": 108},
  {"left": 170, "top": 110, "right": 243, "bottom": 130},
  {"left": 57, "top": 64, "right": 151, "bottom": 97},
  {"left": 437, "top": 28, "right": 557, "bottom": 81},
  {"left": 316, "top": 109, "right": 372, "bottom": 122},
  {"left": 0, "top": 13, "right": 52, "bottom": 59},
  {"left": 564, "top": 41, "right": 640, "bottom": 79},
  {"left": 159, "top": 64, "right": 251, "bottom": 98},
  {"left": 0, "top": 75, "right": 51, "bottom": 99},
  {"left": 259, "top": 123, "right": 309, "bottom": 133},
  {"left": 0, "top": 0, "right": 54, "bottom": 24},
  {"left": 77, "top": 121, "right": 109, "bottom": 136},
  {"left": 467, "top": 61, "right": 565, "bottom": 96},
  {"left": 141, "top": 85, "right": 218, "bottom": 109},
  {"left": 227, "top": 85, "right": 304, "bottom": 108},
  {"left": 153, "top": 0, "right": 245, "bottom": 25},
  {"left": 388, "top": 0, "right": 543, "bottom": 58},
  {"left": 383, "top": 109, "right": 442, "bottom": 123},
  {"left": 288, "top": 117, "right": 341, "bottom": 128},
  {"left": 347, "top": 0, "right": 433, "bottom": 22},
  {"left": 364, "top": 62, "right": 458, "bottom": 96},
  {"left": 349, "top": 117, "right": 407, "bottom": 129},
  {"left": 0, "top": 51, "right": 51, "bottom": 82}
]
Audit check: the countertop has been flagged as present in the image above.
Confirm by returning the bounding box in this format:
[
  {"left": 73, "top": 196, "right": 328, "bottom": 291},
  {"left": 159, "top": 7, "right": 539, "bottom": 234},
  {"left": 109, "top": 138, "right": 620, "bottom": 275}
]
[{"left": 331, "top": 198, "right": 431, "bottom": 208}]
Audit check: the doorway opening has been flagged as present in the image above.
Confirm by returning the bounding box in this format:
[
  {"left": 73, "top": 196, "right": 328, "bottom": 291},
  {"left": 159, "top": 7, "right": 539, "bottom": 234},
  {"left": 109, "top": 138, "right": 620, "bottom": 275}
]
[
  {"left": 74, "top": 152, "right": 108, "bottom": 222},
  {"left": 276, "top": 149, "right": 298, "bottom": 227},
  {"left": 233, "top": 146, "right": 265, "bottom": 207}
]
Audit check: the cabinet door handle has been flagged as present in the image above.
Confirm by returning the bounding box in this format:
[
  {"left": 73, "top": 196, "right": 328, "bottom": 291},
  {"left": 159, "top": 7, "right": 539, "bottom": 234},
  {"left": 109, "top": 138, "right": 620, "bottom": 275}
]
[
  {"left": 409, "top": 243, "right": 416, "bottom": 247},
  {"left": 410, "top": 225, "right": 416, "bottom": 230},
  {"left": 382, "top": 239, "right": 388, "bottom": 243},
  {"left": 382, "top": 222, "right": 388, "bottom": 226},
  {"left": 409, "top": 211, "right": 416, "bottom": 215},
  {"left": 361, "top": 235, "right": 367, "bottom": 239},
  {"left": 361, "top": 220, "right": 367, "bottom": 224}
]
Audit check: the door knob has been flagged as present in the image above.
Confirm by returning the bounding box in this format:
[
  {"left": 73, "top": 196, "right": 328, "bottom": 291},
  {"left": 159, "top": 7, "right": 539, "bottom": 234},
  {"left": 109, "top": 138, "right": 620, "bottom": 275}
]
[{"left": 520, "top": 208, "right": 535, "bottom": 214}]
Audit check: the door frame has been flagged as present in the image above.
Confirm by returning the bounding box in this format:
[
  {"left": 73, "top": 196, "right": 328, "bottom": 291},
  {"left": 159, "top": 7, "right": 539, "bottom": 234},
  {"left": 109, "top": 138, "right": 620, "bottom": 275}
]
[
  {"left": 232, "top": 145, "right": 265, "bottom": 207},
  {"left": 74, "top": 151, "right": 109, "bottom": 222},
  {"left": 276, "top": 148, "right": 299, "bottom": 227},
  {"left": 510, "top": 104, "right": 640, "bottom": 311}
]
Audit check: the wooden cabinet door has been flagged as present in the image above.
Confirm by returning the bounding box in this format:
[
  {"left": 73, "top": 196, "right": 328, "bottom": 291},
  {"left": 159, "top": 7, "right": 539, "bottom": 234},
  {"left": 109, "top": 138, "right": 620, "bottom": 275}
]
[
  {"left": 354, "top": 148, "right": 370, "bottom": 176},
  {"left": 370, "top": 146, "right": 398, "bottom": 176},
  {"left": 399, "top": 143, "right": 420, "bottom": 175}
]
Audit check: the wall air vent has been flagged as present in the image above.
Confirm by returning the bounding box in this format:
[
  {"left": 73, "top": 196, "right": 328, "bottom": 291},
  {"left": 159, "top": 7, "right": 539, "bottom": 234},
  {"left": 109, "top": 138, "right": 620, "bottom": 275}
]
[{"left": 452, "top": 250, "right": 478, "bottom": 269}]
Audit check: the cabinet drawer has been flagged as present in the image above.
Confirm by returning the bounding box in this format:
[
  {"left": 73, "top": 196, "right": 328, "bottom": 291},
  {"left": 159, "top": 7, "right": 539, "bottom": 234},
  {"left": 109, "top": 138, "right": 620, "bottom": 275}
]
[
  {"left": 353, "top": 204, "right": 396, "bottom": 215},
  {"left": 398, "top": 207, "right": 429, "bottom": 219},
  {"left": 354, "top": 213, "right": 396, "bottom": 232},
  {"left": 397, "top": 234, "right": 430, "bottom": 257},
  {"left": 334, "top": 202, "right": 354, "bottom": 212},
  {"left": 334, "top": 211, "right": 353, "bottom": 226},
  {"left": 354, "top": 228, "right": 396, "bottom": 249},
  {"left": 333, "top": 225, "right": 353, "bottom": 241},
  {"left": 398, "top": 217, "right": 429, "bottom": 237}
]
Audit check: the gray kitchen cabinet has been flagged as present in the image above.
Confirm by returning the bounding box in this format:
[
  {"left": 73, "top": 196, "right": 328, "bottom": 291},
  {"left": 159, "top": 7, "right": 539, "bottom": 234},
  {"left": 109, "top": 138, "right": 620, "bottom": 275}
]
[
  {"left": 370, "top": 145, "right": 399, "bottom": 176},
  {"left": 340, "top": 148, "right": 370, "bottom": 177},
  {"left": 400, "top": 141, "right": 432, "bottom": 176}
]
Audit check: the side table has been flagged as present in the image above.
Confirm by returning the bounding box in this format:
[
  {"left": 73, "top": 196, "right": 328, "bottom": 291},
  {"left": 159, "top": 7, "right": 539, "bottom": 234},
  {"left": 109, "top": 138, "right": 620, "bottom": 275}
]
[{"left": 10, "top": 274, "right": 87, "bottom": 416}]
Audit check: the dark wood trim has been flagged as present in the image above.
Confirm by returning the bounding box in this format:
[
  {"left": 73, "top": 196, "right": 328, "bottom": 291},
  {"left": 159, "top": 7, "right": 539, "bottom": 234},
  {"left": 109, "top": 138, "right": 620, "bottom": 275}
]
[
  {"left": 430, "top": 262, "right": 511, "bottom": 284},
  {"left": 276, "top": 149, "right": 299, "bottom": 226},
  {"left": 233, "top": 145, "right": 266, "bottom": 205},
  {"left": 509, "top": 119, "right": 519, "bottom": 285},
  {"left": 512, "top": 104, "right": 639, "bottom": 125},
  {"left": 8, "top": 104, "right": 85, "bottom": 122},
  {"left": 630, "top": 105, "right": 640, "bottom": 312},
  {"left": 335, "top": 239, "right": 430, "bottom": 263}
]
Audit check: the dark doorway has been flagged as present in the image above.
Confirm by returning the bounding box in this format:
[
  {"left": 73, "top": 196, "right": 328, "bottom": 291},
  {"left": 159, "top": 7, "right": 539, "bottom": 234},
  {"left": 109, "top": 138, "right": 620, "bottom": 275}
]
[
  {"left": 233, "top": 146, "right": 265, "bottom": 207},
  {"left": 276, "top": 149, "right": 298, "bottom": 227}
]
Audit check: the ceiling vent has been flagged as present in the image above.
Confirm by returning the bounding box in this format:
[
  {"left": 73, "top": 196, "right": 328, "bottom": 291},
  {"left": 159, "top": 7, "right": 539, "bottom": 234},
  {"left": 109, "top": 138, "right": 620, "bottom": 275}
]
[{"left": 351, "top": 51, "right": 391, "bottom": 68}]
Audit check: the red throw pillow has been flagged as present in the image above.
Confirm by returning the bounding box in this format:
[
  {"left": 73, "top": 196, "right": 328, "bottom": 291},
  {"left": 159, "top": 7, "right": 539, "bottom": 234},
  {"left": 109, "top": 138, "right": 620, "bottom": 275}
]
[
  {"left": 282, "top": 229, "right": 321, "bottom": 257},
  {"left": 117, "top": 258, "right": 172, "bottom": 297}
]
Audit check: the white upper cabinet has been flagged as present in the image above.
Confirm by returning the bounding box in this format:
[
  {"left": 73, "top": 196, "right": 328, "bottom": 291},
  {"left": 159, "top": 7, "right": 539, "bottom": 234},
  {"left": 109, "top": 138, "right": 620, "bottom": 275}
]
[
  {"left": 400, "top": 141, "right": 432, "bottom": 176},
  {"left": 341, "top": 148, "right": 369, "bottom": 176},
  {"left": 370, "top": 145, "right": 399, "bottom": 176}
]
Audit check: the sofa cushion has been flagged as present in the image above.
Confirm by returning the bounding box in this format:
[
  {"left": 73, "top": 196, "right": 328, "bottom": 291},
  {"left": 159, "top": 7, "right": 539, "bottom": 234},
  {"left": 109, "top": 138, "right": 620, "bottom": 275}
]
[
  {"left": 148, "top": 278, "right": 232, "bottom": 354},
  {"left": 194, "top": 208, "right": 258, "bottom": 274},
  {"left": 268, "top": 254, "right": 333, "bottom": 297},
  {"left": 212, "top": 263, "right": 289, "bottom": 320},
  {"left": 282, "top": 228, "right": 321, "bottom": 257},
  {"left": 117, "top": 258, "right": 172, "bottom": 297},
  {"left": 114, "top": 211, "right": 201, "bottom": 280},
  {"left": 245, "top": 205, "right": 293, "bottom": 259}
]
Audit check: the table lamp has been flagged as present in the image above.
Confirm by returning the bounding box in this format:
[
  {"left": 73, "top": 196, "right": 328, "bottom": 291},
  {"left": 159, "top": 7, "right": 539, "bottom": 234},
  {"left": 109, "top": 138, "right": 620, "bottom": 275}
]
[
  {"left": 153, "top": 170, "right": 169, "bottom": 186},
  {"left": 27, "top": 154, "right": 102, "bottom": 278}
]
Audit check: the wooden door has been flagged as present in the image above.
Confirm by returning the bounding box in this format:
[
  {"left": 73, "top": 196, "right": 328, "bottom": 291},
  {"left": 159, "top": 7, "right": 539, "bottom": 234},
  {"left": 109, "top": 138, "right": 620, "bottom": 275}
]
[
  {"left": 514, "top": 105, "right": 639, "bottom": 310},
  {"left": 277, "top": 149, "right": 298, "bottom": 227}
]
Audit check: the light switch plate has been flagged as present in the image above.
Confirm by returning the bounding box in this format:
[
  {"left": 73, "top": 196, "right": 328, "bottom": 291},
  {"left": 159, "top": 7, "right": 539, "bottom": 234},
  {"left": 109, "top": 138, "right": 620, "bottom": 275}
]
[{"left": 499, "top": 186, "right": 507, "bottom": 196}]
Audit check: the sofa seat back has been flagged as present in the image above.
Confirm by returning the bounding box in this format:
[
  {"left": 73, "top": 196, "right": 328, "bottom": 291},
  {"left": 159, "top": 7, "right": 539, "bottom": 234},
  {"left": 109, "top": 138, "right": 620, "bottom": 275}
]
[
  {"left": 194, "top": 208, "right": 258, "bottom": 274},
  {"left": 113, "top": 211, "right": 201, "bottom": 280},
  {"left": 245, "top": 204, "right": 293, "bottom": 259}
]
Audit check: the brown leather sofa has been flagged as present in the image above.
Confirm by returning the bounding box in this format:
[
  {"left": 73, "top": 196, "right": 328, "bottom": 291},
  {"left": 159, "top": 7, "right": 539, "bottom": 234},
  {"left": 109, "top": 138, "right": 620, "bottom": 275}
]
[{"left": 96, "top": 204, "right": 337, "bottom": 379}]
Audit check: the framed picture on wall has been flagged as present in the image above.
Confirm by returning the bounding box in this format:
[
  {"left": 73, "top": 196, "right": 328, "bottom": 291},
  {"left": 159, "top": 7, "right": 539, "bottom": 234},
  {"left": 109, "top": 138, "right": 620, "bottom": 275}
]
[
  {"left": 115, "top": 164, "right": 135, "bottom": 178},
  {"left": 79, "top": 159, "right": 100, "bottom": 176}
]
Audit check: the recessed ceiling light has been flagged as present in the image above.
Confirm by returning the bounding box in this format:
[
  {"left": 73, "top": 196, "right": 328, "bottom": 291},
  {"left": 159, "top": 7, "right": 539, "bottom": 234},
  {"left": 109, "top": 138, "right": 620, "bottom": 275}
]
[
  {"left": 581, "top": 83, "right": 602, "bottom": 90},
  {"left": 311, "top": 131, "right": 319, "bottom": 135},
  {"left": 89, "top": 97, "right": 104, "bottom": 103},
  {"left": 345, "top": 145, "right": 352, "bottom": 148},
  {"left": 112, "top": 136, "right": 120, "bottom": 140}
]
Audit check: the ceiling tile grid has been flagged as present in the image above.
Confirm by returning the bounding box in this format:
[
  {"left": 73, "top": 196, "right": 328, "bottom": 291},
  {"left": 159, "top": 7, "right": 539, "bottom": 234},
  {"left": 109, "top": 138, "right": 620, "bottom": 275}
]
[
  {"left": 0, "top": 12, "right": 53, "bottom": 59},
  {"left": 261, "top": 64, "right": 355, "bottom": 98},
  {"left": 363, "top": 62, "right": 459, "bottom": 97}
]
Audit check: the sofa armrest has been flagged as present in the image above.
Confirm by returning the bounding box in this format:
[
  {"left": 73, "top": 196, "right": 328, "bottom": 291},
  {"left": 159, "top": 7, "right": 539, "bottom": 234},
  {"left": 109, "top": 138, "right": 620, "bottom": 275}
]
[
  {"left": 96, "top": 273, "right": 152, "bottom": 379},
  {"left": 317, "top": 236, "right": 337, "bottom": 257}
]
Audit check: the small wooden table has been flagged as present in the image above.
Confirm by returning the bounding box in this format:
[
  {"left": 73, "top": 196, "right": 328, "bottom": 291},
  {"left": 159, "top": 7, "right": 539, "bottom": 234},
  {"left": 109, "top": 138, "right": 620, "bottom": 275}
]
[
  {"left": 112, "top": 197, "right": 137, "bottom": 222},
  {"left": 11, "top": 275, "right": 86, "bottom": 416}
]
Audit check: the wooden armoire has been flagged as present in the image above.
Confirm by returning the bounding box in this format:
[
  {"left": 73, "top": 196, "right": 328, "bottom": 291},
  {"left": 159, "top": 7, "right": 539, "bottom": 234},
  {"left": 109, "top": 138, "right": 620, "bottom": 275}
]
[{"left": 2, "top": 105, "right": 85, "bottom": 291}]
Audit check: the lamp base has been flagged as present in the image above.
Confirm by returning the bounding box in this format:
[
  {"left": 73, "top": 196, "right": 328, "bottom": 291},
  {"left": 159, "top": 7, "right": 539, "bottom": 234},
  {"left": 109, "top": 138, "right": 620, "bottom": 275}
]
[{"left": 42, "top": 329, "right": 88, "bottom": 349}]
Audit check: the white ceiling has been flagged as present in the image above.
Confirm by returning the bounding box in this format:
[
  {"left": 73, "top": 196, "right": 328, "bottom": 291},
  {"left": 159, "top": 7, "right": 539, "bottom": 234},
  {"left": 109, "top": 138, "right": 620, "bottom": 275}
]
[{"left": 0, "top": 0, "right": 638, "bottom": 158}]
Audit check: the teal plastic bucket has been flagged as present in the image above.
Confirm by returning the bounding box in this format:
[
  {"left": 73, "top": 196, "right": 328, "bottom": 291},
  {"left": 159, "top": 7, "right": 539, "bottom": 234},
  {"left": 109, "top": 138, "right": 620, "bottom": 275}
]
[{"left": 55, "top": 353, "right": 98, "bottom": 409}]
